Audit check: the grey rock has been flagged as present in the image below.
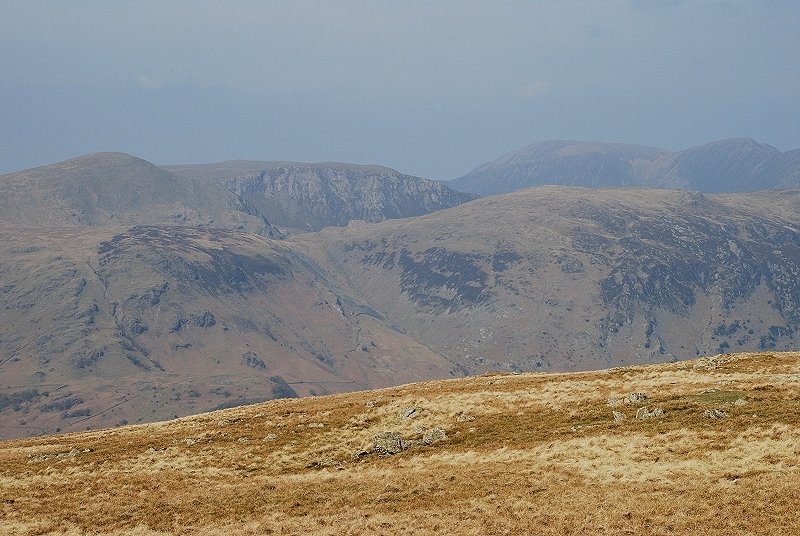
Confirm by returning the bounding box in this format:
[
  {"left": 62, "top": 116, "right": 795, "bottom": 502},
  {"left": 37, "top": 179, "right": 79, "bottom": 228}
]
[
  {"left": 626, "top": 393, "right": 648, "bottom": 404},
  {"left": 373, "top": 431, "right": 404, "bottom": 455},
  {"left": 635, "top": 406, "right": 664, "bottom": 420},
  {"left": 422, "top": 427, "right": 447, "bottom": 445},
  {"left": 612, "top": 410, "right": 626, "bottom": 423},
  {"left": 398, "top": 407, "right": 420, "bottom": 419},
  {"left": 704, "top": 409, "right": 728, "bottom": 419}
]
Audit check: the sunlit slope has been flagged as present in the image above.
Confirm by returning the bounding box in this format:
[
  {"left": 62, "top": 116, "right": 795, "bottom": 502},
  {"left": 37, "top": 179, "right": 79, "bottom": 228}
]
[{"left": 1, "top": 351, "right": 798, "bottom": 535}]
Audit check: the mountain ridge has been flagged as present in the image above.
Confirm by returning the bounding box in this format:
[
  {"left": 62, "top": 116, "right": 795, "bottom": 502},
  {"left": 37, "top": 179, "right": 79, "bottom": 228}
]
[
  {"left": 168, "top": 160, "right": 477, "bottom": 231},
  {"left": 450, "top": 137, "right": 799, "bottom": 195}
]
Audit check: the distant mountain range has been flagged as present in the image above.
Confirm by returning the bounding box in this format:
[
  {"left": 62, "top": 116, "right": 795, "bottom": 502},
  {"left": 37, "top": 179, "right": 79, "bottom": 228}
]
[
  {"left": 449, "top": 138, "right": 800, "bottom": 195},
  {"left": 2, "top": 145, "right": 800, "bottom": 439}
]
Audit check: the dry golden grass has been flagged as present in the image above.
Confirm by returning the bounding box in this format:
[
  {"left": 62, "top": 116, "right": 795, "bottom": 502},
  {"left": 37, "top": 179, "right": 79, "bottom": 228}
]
[{"left": 2, "top": 351, "right": 799, "bottom": 535}]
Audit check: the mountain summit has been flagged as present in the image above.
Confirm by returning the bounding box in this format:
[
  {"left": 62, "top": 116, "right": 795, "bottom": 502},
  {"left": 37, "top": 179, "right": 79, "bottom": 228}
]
[{"left": 449, "top": 138, "right": 799, "bottom": 195}]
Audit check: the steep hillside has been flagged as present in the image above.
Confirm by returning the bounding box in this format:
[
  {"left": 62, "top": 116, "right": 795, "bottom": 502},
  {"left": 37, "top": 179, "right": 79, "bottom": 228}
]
[
  {"left": 297, "top": 187, "right": 800, "bottom": 373},
  {"left": 167, "top": 160, "right": 477, "bottom": 231},
  {"left": 450, "top": 138, "right": 799, "bottom": 195},
  {"left": 0, "top": 153, "right": 279, "bottom": 236},
  {"left": 0, "top": 225, "right": 459, "bottom": 439},
  {"left": 1, "top": 351, "right": 798, "bottom": 535}
]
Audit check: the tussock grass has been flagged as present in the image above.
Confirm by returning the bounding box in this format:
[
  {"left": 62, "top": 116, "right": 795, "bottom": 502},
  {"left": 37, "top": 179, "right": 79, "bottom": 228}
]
[{"left": 1, "top": 351, "right": 799, "bottom": 534}]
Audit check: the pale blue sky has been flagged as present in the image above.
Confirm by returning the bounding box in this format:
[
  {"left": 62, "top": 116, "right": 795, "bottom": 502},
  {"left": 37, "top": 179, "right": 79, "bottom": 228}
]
[{"left": 1, "top": 1, "right": 798, "bottom": 178}]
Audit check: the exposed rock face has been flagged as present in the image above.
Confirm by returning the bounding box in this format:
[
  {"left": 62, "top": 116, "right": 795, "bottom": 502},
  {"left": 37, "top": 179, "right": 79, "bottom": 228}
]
[
  {"left": 169, "top": 161, "right": 477, "bottom": 231},
  {"left": 449, "top": 138, "right": 800, "bottom": 195},
  {"left": 298, "top": 186, "right": 800, "bottom": 373}
]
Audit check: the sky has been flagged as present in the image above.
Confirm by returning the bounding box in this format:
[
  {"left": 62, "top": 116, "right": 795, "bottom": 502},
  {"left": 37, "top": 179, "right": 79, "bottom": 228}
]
[{"left": 1, "top": 0, "right": 799, "bottom": 179}]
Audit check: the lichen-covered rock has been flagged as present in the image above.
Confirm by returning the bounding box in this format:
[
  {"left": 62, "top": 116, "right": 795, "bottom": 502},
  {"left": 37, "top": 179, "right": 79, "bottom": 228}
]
[
  {"left": 626, "top": 393, "right": 648, "bottom": 404},
  {"left": 422, "top": 427, "right": 447, "bottom": 445},
  {"left": 373, "top": 431, "right": 404, "bottom": 455},
  {"left": 635, "top": 406, "right": 664, "bottom": 420}
]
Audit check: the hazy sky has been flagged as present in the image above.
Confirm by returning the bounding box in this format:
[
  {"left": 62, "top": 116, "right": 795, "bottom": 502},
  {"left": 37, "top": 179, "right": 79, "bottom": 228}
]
[{"left": 2, "top": 1, "right": 798, "bottom": 179}]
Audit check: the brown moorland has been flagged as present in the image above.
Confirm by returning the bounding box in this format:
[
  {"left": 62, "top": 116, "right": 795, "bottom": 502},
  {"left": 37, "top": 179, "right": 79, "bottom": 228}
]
[{"left": 1, "top": 351, "right": 799, "bottom": 535}]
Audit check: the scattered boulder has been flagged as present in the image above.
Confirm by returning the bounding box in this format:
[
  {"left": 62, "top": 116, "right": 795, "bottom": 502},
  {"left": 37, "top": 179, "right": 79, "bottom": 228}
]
[
  {"left": 612, "top": 410, "right": 626, "bottom": 423},
  {"left": 263, "top": 434, "right": 278, "bottom": 442},
  {"left": 635, "top": 406, "right": 664, "bottom": 420},
  {"left": 373, "top": 431, "right": 404, "bottom": 455},
  {"left": 704, "top": 409, "right": 727, "bottom": 419},
  {"left": 457, "top": 413, "right": 475, "bottom": 422},
  {"left": 422, "top": 427, "right": 447, "bottom": 445},
  {"left": 733, "top": 398, "right": 748, "bottom": 406}
]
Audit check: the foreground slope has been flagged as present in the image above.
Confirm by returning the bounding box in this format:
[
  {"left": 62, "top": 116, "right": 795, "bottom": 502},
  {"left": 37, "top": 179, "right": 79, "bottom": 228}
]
[
  {"left": 297, "top": 187, "right": 800, "bottom": 372},
  {"left": 450, "top": 138, "right": 800, "bottom": 195},
  {"left": 1, "top": 351, "right": 798, "bottom": 535},
  {"left": 167, "top": 160, "right": 477, "bottom": 231},
  {"left": 0, "top": 225, "right": 458, "bottom": 439}
]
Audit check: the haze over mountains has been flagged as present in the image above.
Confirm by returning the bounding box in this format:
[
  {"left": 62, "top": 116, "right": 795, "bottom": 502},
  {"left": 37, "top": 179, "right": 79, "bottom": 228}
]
[
  {"left": 450, "top": 138, "right": 800, "bottom": 195},
  {"left": 2, "top": 140, "right": 800, "bottom": 439}
]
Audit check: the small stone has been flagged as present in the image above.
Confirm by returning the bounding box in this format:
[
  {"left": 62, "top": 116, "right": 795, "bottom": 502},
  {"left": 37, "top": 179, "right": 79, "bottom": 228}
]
[
  {"left": 237, "top": 437, "right": 250, "bottom": 443},
  {"left": 351, "top": 449, "right": 369, "bottom": 461},
  {"left": 733, "top": 398, "right": 748, "bottom": 406},
  {"left": 145, "top": 447, "right": 157, "bottom": 454},
  {"left": 704, "top": 409, "right": 727, "bottom": 419},
  {"left": 457, "top": 413, "right": 475, "bottom": 422},
  {"left": 635, "top": 406, "right": 664, "bottom": 420},
  {"left": 263, "top": 434, "right": 278, "bottom": 441},
  {"left": 607, "top": 397, "right": 623, "bottom": 407},
  {"left": 626, "top": 393, "right": 648, "bottom": 404},
  {"left": 612, "top": 410, "right": 626, "bottom": 423},
  {"left": 398, "top": 407, "right": 420, "bottom": 419}
]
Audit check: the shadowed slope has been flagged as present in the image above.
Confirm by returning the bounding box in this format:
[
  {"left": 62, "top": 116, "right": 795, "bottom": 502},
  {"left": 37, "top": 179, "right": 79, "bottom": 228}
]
[
  {"left": 296, "top": 187, "right": 800, "bottom": 372},
  {"left": 0, "top": 225, "right": 458, "bottom": 439}
]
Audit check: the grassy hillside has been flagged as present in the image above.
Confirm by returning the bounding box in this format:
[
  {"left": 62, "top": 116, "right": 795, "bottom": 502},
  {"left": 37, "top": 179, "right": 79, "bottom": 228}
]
[{"left": 2, "top": 351, "right": 798, "bottom": 535}]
